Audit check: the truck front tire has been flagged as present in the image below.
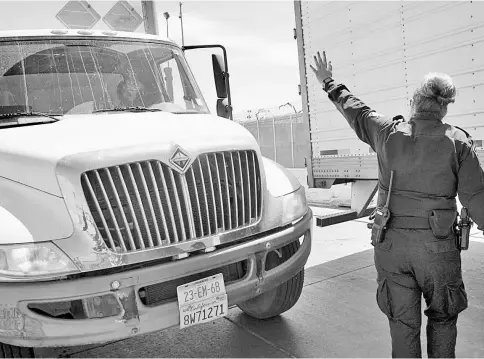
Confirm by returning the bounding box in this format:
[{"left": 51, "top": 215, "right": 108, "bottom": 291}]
[
  {"left": 238, "top": 240, "right": 304, "bottom": 319},
  {"left": 0, "top": 344, "right": 35, "bottom": 358}
]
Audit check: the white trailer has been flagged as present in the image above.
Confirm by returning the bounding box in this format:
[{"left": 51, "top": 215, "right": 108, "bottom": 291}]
[{"left": 294, "top": 0, "right": 484, "bottom": 226}]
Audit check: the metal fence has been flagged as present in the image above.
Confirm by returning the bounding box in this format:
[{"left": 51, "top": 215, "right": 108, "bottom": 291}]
[{"left": 236, "top": 112, "right": 310, "bottom": 169}]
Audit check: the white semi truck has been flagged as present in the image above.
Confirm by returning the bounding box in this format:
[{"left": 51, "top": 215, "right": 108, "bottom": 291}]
[
  {"left": 0, "top": 1, "right": 312, "bottom": 357},
  {"left": 294, "top": 0, "right": 484, "bottom": 226}
]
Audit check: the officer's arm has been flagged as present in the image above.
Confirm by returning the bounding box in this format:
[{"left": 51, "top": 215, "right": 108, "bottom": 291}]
[
  {"left": 457, "top": 138, "right": 484, "bottom": 231},
  {"left": 324, "top": 80, "right": 392, "bottom": 151}
]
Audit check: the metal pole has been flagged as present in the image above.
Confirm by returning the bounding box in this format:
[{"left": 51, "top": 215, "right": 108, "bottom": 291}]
[
  {"left": 294, "top": 0, "right": 315, "bottom": 187},
  {"left": 179, "top": 2, "right": 185, "bottom": 47},
  {"left": 290, "top": 115, "right": 295, "bottom": 168},
  {"left": 163, "top": 12, "right": 170, "bottom": 38},
  {"left": 256, "top": 118, "right": 260, "bottom": 144},
  {"left": 273, "top": 117, "right": 277, "bottom": 162}
]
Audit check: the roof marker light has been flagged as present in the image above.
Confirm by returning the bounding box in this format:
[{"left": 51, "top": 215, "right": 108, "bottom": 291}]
[
  {"left": 77, "top": 30, "right": 93, "bottom": 35},
  {"left": 51, "top": 29, "right": 69, "bottom": 35}
]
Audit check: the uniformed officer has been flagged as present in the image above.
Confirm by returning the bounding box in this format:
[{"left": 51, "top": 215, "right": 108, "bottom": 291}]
[{"left": 310, "top": 51, "right": 484, "bottom": 358}]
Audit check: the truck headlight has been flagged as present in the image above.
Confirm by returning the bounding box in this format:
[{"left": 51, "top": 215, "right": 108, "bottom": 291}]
[
  {"left": 281, "top": 186, "right": 308, "bottom": 226},
  {"left": 0, "top": 242, "right": 79, "bottom": 281}
]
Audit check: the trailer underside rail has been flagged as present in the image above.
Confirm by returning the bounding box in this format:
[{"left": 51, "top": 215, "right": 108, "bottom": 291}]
[
  {"left": 311, "top": 148, "right": 484, "bottom": 183},
  {"left": 314, "top": 207, "right": 375, "bottom": 227}
]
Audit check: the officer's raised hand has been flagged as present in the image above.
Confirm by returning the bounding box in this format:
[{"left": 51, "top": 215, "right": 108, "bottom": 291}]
[{"left": 310, "top": 51, "right": 333, "bottom": 85}]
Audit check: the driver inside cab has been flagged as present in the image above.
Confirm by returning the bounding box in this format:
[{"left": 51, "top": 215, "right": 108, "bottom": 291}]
[{"left": 66, "top": 54, "right": 151, "bottom": 115}]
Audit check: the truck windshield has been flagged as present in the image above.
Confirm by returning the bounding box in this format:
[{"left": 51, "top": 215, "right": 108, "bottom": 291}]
[{"left": 0, "top": 38, "right": 210, "bottom": 116}]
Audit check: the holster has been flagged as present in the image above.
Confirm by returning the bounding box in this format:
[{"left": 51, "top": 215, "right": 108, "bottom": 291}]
[
  {"left": 369, "top": 170, "right": 395, "bottom": 247},
  {"left": 370, "top": 207, "right": 391, "bottom": 246},
  {"left": 428, "top": 209, "right": 457, "bottom": 239},
  {"left": 455, "top": 207, "right": 473, "bottom": 250}
]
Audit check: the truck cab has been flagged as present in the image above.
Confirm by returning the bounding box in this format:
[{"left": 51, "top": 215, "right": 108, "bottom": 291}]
[{"left": 0, "top": 2, "right": 312, "bottom": 357}]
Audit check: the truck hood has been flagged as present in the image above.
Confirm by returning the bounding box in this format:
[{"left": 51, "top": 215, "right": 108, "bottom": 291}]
[{"left": 0, "top": 112, "right": 258, "bottom": 196}]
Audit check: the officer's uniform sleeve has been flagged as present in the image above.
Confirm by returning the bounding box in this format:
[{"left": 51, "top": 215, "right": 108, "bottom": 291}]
[
  {"left": 324, "top": 81, "right": 393, "bottom": 151},
  {"left": 456, "top": 132, "right": 484, "bottom": 232}
]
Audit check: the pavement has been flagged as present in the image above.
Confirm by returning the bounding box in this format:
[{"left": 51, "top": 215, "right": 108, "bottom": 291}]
[{"left": 35, "top": 206, "right": 484, "bottom": 358}]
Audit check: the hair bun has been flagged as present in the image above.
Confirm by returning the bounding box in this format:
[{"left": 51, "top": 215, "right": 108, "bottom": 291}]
[
  {"left": 435, "top": 94, "right": 455, "bottom": 105},
  {"left": 419, "top": 72, "right": 456, "bottom": 105}
]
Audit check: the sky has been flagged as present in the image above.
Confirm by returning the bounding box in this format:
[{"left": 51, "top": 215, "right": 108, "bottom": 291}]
[
  {"left": 158, "top": 1, "right": 302, "bottom": 116},
  {"left": 0, "top": 0, "right": 302, "bottom": 117}
]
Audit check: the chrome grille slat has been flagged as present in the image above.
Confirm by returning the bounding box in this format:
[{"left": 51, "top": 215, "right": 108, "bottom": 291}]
[
  {"left": 213, "top": 153, "right": 225, "bottom": 232},
  {"left": 197, "top": 158, "right": 212, "bottom": 234},
  {"left": 213, "top": 154, "right": 225, "bottom": 231},
  {"left": 93, "top": 170, "right": 126, "bottom": 252},
  {"left": 135, "top": 163, "right": 161, "bottom": 247},
  {"left": 168, "top": 167, "right": 187, "bottom": 241},
  {"left": 205, "top": 155, "right": 219, "bottom": 233},
  {"left": 82, "top": 173, "right": 117, "bottom": 250},
  {"left": 147, "top": 162, "right": 169, "bottom": 244},
  {"left": 116, "top": 166, "right": 145, "bottom": 250},
  {"left": 244, "top": 152, "right": 252, "bottom": 222},
  {"left": 127, "top": 164, "right": 154, "bottom": 248},
  {"left": 81, "top": 150, "right": 262, "bottom": 253},
  {"left": 105, "top": 168, "right": 137, "bottom": 251},
  {"left": 180, "top": 173, "right": 196, "bottom": 239},
  {"left": 221, "top": 153, "right": 232, "bottom": 230},
  {"left": 229, "top": 152, "right": 239, "bottom": 228},
  {"left": 251, "top": 151, "right": 259, "bottom": 217},
  {"left": 237, "top": 152, "right": 246, "bottom": 225},
  {"left": 189, "top": 167, "right": 204, "bottom": 236},
  {"left": 156, "top": 162, "right": 179, "bottom": 243}
]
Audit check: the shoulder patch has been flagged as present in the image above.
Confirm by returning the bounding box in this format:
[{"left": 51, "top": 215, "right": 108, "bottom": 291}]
[
  {"left": 454, "top": 125, "right": 473, "bottom": 140},
  {"left": 452, "top": 125, "right": 476, "bottom": 153}
]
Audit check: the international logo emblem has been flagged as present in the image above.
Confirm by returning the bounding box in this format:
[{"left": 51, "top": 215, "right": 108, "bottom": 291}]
[{"left": 169, "top": 146, "right": 191, "bottom": 173}]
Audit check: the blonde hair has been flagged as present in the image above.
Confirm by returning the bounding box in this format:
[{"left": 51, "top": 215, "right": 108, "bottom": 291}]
[{"left": 411, "top": 72, "right": 456, "bottom": 120}]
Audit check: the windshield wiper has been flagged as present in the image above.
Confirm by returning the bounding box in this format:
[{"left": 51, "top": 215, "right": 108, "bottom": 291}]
[
  {"left": 93, "top": 106, "right": 163, "bottom": 113},
  {"left": 0, "top": 111, "right": 61, "bottom": 127}
]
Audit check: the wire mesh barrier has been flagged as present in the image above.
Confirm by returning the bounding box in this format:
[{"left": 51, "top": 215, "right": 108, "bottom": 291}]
[{"left": 235, "top": 112, "right": 309, "bottom": 169}]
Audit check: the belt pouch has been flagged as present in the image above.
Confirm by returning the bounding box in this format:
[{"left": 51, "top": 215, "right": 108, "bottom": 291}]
[{"left": 429, "top": 209, "right": 457, "bottom": 239}]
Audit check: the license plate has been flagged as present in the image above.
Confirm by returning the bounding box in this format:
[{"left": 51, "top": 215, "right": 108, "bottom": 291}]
[{"left": 176, "top": 273, "right": 228, "bottom": 329}]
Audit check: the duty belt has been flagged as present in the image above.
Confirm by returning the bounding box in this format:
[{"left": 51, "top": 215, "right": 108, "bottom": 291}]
[{"left": 387, "top": 216, "right": 431, "bottom": 229}]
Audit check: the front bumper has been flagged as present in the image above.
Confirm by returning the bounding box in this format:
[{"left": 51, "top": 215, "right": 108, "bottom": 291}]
[{"left": 0, "top": 208, "right": 312, "bottom": 348}]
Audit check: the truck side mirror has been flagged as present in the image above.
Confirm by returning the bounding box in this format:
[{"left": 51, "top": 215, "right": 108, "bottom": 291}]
[
  {"left": 212, "top": 54, "right": 227, "bottom": 99},
  {"left": 217, "top": 98, "right": 231, "bottom": 119},
  {"left": 183, "top": 44, "right": 233, "bottom": 120}
]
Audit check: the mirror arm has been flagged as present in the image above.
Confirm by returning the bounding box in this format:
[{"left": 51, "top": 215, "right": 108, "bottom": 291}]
[{"left": 183, "top": 44, "right": 232, "bottom": 120}]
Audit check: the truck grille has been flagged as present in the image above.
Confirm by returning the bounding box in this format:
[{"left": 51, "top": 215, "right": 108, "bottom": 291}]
[{"left": 81, "top": 150, "right": 262, "bottom": 253}]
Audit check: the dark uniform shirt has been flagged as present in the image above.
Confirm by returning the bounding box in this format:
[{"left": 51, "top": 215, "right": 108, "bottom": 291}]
[
  {"left": 322, "top": 80, "right": 474, "bottom": 358},
  {"left": 324, "top": 81, "right": 484, "bottom": 231}
]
